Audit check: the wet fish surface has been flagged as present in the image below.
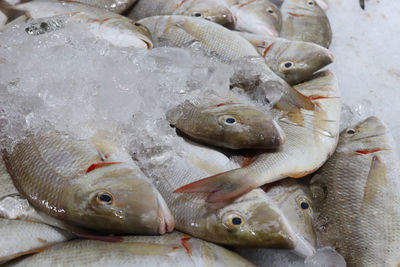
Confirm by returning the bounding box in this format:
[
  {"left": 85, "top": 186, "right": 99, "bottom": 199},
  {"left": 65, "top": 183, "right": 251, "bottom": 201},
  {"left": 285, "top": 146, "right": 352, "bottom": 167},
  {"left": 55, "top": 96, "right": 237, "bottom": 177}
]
[
  {"left": 70, "top": 0, "right": 138, "bottom": 14},
  {"left": 167, "top": 101, "right": 285, "bottom": 149},
  {"left": 175, "top": 70, "right": 341, "bottom": 202},
  {"left": 7, "top": 232, "right": 255, "bottom": 266},
  {"left": 280, "top": 0, "right": 332, "bottom": 48},
  {"left": 310, "top": 116, "right": 400, "bottom": 267},
  {"left": 2, "top": 129, "right": 174, "bottom": 235},
  {"left": 239, "top": 32, "right": 334, "bottom": 85}
]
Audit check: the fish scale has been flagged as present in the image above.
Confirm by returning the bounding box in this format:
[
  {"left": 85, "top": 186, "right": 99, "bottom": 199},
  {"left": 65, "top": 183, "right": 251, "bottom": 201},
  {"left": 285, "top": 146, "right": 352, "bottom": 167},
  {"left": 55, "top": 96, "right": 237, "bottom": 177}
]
[{"left": 311, "top": 117, "right": 400, "bottom": 266}]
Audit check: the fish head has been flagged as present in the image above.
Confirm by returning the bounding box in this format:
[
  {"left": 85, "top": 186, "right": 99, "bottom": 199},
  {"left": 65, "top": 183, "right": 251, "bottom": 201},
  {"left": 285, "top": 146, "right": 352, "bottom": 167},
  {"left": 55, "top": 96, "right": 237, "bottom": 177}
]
[
  {"left": 338, "top": 116, "right": 391, "bottom": 153},
  {"left": 182, "top": 3, "right": 235, "bottom": 25},
  {"left": 271, "top": 41, "right": 334, "bottom": 84},
  {"left": 284, "top": 0, "right": 325, "bottom": 15},
  {"left": 201, "top": 189, "right": 299, "bottom": 247},
  {"left": 232, "top": 1, "right": 282, "bottom": 37},
  {"left": 63, "top": 166, "right": 174, "bottom": 234},
  {"left": 128, "top": 20, "right": 154, "bottom": 49},
  {"left": 170, "top": 103, "right": 286, "bottom": 149},
  {"left": 263, "top": 180, "right": 317, "bottom": 257}
]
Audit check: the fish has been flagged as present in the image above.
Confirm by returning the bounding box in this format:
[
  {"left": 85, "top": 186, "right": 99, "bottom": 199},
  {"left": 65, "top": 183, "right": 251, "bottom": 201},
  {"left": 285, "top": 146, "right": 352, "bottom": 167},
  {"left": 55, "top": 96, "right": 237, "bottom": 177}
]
[
  {"left": 228, "top": 0, "right": 282, "bottom": 37},
  {"left": 0, "top": 10, "right": 6, "bottom": 26},
  {"left": 134, "top": 140, "right": 312, "bottom": 251},
  {"left": 360, "top": 0, "right": 365, "bottom": 10},
  {"left": 8, "top": 232, "right": 255, "bottom": 266},
  {"left": 174, "top": 70, "right": 341, "bottom": 202},
  {"left": 167, "top": 101, "right": 286, "bottom": 149},
  {"left": 280, "top": 0, "right": 332, "bottom": 48},
  {"left": 0, "top": 1, "right": 153, "bottom": 48},
  {"left": 139, "top": 15, "right": 314, "bottom": 111},
  {"left": 309, "top": 116, "right": 400, "bottom": 267},
  {"left": 63, "top": 0, "right": 138, "bottom": 14},
  {"left": 0, "top": 219, "right": 73, "bottom": 264},
  {"left": 235, "top": 179, "right": 317, "bottom": 262},
  {"left": 129, "top": 0, "right": 234, "bottom": 26},
  {"left": 2, "top": 128, "right": 174, "bottom": 235},
  {"left": 239, "top": 32, "right": 334, "bottom": 85}
]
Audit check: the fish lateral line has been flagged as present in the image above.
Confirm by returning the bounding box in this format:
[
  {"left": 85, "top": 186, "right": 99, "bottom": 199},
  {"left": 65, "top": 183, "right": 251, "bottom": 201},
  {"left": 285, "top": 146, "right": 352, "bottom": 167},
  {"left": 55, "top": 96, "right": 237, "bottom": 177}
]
[
  {"left": 180, "top": 237, "right": 192, "bottom": 255},
  {"left": 86, "top": 162, "right": 122, "bottom": 173}
]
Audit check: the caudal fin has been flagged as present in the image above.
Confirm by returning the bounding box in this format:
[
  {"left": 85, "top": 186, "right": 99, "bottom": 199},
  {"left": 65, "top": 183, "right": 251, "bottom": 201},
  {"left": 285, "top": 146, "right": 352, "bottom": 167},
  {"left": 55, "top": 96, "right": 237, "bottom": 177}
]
[{"left": 173, "top": 169, "right": 256, "bottom": 203}]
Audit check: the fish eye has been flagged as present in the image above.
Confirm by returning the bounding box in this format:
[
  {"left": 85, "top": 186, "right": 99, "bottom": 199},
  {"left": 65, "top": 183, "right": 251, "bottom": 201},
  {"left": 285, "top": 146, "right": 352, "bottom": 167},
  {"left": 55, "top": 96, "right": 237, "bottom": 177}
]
[
  {"left": 231, "top": 217, "right": 243, "bottom": 225},
  {"left": 299, "top": 199, "right": 312, "bottom": 211},
  {"left": 218, "top": 115, "right": 238, "bottom": 126},
  {"left": 97, "top": 192, "right": 113, "bottom": 205},
  {"left": 284, "top": 62, "right": 293, "bottom": 68},
  {"left": 267, "top": 8, "right": 274, "bottom": 14},
  {"left": 307, "top": 0, "right": 314, "bottom": 5},
  {"left": 194, "top": 12, "right": 202, "bottom": 17},
  {"left": 225, "top": 118, "right": 236, "bottom": 124},
  {"left": 134, "top": 22, "right": 142, "bottom": 27},
  {"left": 223, "top": 213, "right": 245, "bottom": 229},
  {"left": 346, "top": 128, "right": 356, "bottom": 135}
]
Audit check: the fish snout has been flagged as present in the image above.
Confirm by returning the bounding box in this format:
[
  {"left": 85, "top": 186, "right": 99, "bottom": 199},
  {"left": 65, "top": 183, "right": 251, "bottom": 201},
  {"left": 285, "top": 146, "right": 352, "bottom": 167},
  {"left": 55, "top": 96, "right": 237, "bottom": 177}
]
[
  {"left": 156, "top": 192, "right": 175, "bottom": 235},
  {"left": 293, "top": 234, "right": 316, "bottom": 257},
  {"left": 271, "top": 119, "right": 286, "bottom": 147}
]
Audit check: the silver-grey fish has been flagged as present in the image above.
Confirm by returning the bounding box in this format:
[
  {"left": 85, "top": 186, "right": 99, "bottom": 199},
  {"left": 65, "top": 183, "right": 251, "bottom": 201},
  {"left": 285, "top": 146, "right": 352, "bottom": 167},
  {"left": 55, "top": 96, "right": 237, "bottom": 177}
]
[
  {"left": 239, "top": 32, "right": 334, "bottom": 84},
  {"left": 8, "top": 232, "right": 255, "bottom": 266},
  {"left": 310, "top": 116, "right": 400, "bottom": 267},
  {"left": 175, "top": 71, "right": 341, "bottom": 203},
  {"left": 69, "top": 0, "right": 137, "bottom": 14},
  {"left": 3, "top": 129, "right": 174, "bottom": 235},
  {"left": 167, "top": 101, "right": 286, "bottom": 149},
  {"left": 280, "top": 0, "right": 332, "bottom": 48}
]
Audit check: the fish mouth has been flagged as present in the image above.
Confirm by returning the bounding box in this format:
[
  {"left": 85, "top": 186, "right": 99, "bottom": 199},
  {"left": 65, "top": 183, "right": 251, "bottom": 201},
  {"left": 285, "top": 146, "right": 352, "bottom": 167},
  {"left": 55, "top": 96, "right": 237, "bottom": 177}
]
[
  {"left": 293, "top": 234, "right": 316, "bottom": 257},
  {"left": 272, "top": 119, "right": 287, "bottom": 146},
  {"left": 156, "top": 193, "right": 174, "bottom": 235},
  {"left": 138, "top": 35, "right": 153, "bottom": 49}
]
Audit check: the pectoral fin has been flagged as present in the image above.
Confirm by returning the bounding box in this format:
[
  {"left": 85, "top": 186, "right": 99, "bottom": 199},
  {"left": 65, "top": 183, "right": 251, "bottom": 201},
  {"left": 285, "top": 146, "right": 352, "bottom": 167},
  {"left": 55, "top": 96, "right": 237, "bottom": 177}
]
[{"left": 361, "top": 156, "right": 387, "bottom": 210}]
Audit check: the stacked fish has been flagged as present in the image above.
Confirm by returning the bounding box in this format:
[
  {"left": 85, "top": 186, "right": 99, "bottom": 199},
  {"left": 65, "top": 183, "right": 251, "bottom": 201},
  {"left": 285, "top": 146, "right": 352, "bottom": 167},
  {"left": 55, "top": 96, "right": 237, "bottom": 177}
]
[{"left": 0, "top": 0, "right": 398, "bottom": 266}]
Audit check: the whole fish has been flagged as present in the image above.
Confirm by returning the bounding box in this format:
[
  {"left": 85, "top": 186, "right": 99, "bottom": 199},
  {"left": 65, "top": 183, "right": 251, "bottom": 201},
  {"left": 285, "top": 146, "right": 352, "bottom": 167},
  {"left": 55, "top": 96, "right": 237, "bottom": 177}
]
[
  {"left": 2, "top": 129, "right": 174, "bottom": 235},
  {"left": 310, "top": 116, "right": 400, "bottom": 267},
  {"left": 167, "top": 101, "right": 286, "bottom": 149},
  {"left": 129, "top": 0, "right": 234, "bottom": 26},
  {"left": 175, "top": 70, "right": 341, "bottom": 202},
  {"left": 134, "top": 140, "right": 313, "bottom": 252},
  {"left": 139, "top": 15, "right": 314, "bottom": 111},
  {"left": 0, "top": 219, "right": 73, "bottom": 264},
  {"left": 1, "top": 0, "right": 153, "bottom": 48},
  {"left": 236, "top": 178, "right": 317, "bottom": 262},
  {"left": 68, "top": 0, "right": 138, "bottom": 14},
  {"left": 280, "top": 0, "right": 332, "bottom": 48},
  {"left": 239, "top": 32, "right": 334, "bottom": 85},
  {"left": 8, "top": 232, "right": 255, "bottom": 266},
  {"left": 228, "top": 0, "right": 282, "bottom": 37}
]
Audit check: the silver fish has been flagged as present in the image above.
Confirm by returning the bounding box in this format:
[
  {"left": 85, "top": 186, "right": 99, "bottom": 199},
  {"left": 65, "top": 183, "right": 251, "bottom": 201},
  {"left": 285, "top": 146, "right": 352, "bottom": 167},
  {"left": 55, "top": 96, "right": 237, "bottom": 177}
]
[
  {"left": 280, "top": 0, "right": 332, "bottom": 48},
  {"left": 70, "top": 0, "right": 138, "bottom": 14},
  {"left": 310, "top": 116, "right": 400, "bottom": 266},
  {"left": 175, "top": 70, "right": 341, "bottom": 203}
]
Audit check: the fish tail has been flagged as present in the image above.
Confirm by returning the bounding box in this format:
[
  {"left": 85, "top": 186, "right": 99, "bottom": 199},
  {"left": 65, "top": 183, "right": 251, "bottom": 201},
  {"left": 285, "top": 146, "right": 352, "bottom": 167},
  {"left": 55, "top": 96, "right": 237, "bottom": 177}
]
[
  {"left": 0, "top": 1, "right": 29, "bottom": 21},
  {"left": 173, "top": 169, "right": 255, "bottom": 203}
]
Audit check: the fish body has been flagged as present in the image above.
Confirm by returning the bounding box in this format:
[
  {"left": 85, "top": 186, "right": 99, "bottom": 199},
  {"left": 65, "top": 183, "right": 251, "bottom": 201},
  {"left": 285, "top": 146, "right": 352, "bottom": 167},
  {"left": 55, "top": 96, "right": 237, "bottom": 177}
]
[
  {"left": 69, "top": 0, "right": 137, "bottom": 14},
  {"left": 3, "top": 129, "right": 174, "bottom": 235},
  {"left": 239, "top": 32, "right": 334, "bottom": 84},
  {"left": 139, "top": 15, "right": 314, "bottom": 110},
  {"left": 8, "top": 232, "right": 255, "bottom": 266},
  {"left": 129, "top": 0, "right": 234, "bottom": 26},
  {"left": 0, "top": 10, "right": 6, "bottom": 26},
  {"left": 229, "top": 0, "right": 281, "bottom": 37},
  {"left": 167, "top": 101, "right": 285, "bottom": 149},
  {"left": 310, "top": 117, "right": 400, "bottom": 267},
  {"left": 175, "top": 70, "right": 341, "bottom": 202},
  {"left": 0, "top": 219, "right": 73, "bottom": 264},
  {"left": 280, "top": 0, "right": 332, "bottom": 48},
  {"left": 6, "top": 0, "right": 153, "bottom": 48}
]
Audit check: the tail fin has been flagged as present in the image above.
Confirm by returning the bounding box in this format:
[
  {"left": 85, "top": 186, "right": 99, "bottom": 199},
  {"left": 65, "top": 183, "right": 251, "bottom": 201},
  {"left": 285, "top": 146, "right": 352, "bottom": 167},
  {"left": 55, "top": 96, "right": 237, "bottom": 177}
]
[{"left": 173, "top": 169, "right": 256, "bottom": 203}]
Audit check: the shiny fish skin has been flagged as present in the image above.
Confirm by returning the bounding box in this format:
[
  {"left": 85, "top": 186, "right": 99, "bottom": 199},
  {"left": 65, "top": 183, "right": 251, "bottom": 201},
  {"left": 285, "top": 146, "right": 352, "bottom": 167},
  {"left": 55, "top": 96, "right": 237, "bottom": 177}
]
[
  {"left": 8, "top": 232, "right": 255, "bottom": 267},
  {"left": 310, "top": 117, "right": 400, "bottom": 267},
  {"left": 229, "top": 0, "right": 281, "bottom": 37},
  {"left": 167, "top": 101, "right": 286, "bottom": 149},
  {"left": 175, "top": 71, "right": 341, "bottom": 203},
  {"left": 135, "top": 143, "right": 301, "bottom": 248},
  {"left": 129, "top": 0, "right": 234, "bottom": 26},
  {"left": 9, "top": 1, "right": 153, "bottom": 48},
  {"left": 139, "top": 15, "right": 314, "bottom": 111},
  {"left": 280, "top": 0, "right": 332, "bottom": 48},
  {"left": 70, "top": 0, "right": 137, "bottom": 14},
  {"left": 0, "top": 219, "right": 73, "bottom": 264},
  {"left": 3, "top": 129, "right": 174, "bottom": 235},
  {"left": 239, "top": 32, "right": 334, "bottom": 85}
]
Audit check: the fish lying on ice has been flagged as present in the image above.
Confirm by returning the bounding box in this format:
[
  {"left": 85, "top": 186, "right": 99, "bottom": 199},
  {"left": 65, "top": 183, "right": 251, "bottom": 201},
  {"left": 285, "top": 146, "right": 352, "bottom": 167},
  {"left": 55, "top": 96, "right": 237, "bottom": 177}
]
[
  {"left": 175, "top": 70, "right": 341, "bottom": 202},
  {"left": 129, "top": 0, "right": 234, "bottom": 26},
  {"left": 280, "top": 0, "right": 332, "bottom": 48},
  {"left": 68, "top": 0, "right": 138, "bottom": 14},
  {"left": 7, "top": 232, "right": 255, "bottom": 266},
  {"left": 139, "top": 15, "right": 314, "bottom": 111},
  {"left": 0, "top": 0, "right": 153, "bottom": 48},
  {"left": 239, "top": 32, "right": 334, "bottom": 85},
  {"left": 310, "top": 116, "right": 400, "bottom": 267},
  {"left": 0, "top": 219, "right": 73, "bottom": 264},
  {"left": 167, "top": 101, "right": 286, "bottom": 149},
  {"left": 2, "top": 128, "right": 174, "bottom": 235}
]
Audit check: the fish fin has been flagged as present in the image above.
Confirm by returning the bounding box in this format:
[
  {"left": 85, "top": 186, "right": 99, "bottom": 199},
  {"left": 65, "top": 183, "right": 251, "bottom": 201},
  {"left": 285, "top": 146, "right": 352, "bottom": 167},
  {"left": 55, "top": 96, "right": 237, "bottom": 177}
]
[
  {"left": 275, "top": 88, "right": 315, "bottom": 112},
  {"left": 0, "top": 2, "right": 29, "bottom": 21},
  {"left": 361, "top": 156, "right": 387, "bottom": 210},
  {"left": 174, "top": 169, "right": 256, "bottom": 203}
]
